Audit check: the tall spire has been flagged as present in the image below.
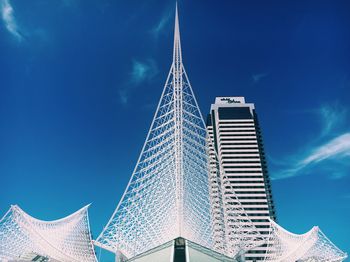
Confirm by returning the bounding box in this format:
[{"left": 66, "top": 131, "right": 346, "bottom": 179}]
[
  {"left": 172, "top": 1, "right": 184, "bottom": 237},
  {"left": 95, "top": 3, "right": 263, "bottom": 260},
  {"left": 173, "top": 2, "right": 182, "bottom": 68},
  {"left": 95, "top": 3, "right": 216, "bottom": 257}
]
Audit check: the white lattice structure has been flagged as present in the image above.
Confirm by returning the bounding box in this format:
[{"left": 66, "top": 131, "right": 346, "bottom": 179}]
[
  {"left": 0, "top": 204, "right": 97, "bottom": 262},
  {"left": 95, "top": 4, "right": 264, "bottom": 260},
  {"left": 264, "top": 219, "right": 347, "bottom": 262}
]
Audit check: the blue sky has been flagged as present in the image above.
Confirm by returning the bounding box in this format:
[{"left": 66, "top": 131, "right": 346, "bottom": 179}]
[{"left": 1, "top": 0, "right": 349, "bottom": 260}]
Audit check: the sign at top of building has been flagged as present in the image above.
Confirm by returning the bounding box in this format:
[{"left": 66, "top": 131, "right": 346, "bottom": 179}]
[{"left": 215, "top": 97, "right": 245, "bottom": 104}]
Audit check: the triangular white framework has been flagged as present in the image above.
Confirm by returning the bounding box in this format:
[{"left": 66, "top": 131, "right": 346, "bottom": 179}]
[
  {"left": 0, "top": 205, "right": 97, "bottom": 262},
  {"left": 264, "top": 219, "right": 348, "bottom": 262},
  {"left": 95, "top": 4, "right": 264, "bottom": 259}
]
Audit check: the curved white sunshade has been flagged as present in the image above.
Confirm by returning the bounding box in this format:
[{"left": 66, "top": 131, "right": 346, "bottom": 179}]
[{"left": 0, "top": 204, "right": 97, "bottom": 262}]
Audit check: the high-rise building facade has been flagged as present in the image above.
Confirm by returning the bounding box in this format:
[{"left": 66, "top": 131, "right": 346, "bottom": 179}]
[{"left": 207, "top": 97, "right": 277, "bottom": 261}]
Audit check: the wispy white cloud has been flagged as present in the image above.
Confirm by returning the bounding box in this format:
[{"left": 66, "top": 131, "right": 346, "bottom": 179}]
[
  {"left": 252, "top": 73, "right": 268, "bottom": 84},
  {"left": 1, "top": 0, "right": 22, "bottom": 40},
  {"left": 329, "top": 172, "right": 348, "bottom": 180},
  {"left": 301, "top": 133, "right": 350, "bottom": 165},
  {"left": 118, "top": 59, "right": 158, "bottom": 105},
  {"left": 118, "top": 90, "right": 129, "bottom": 105},
  {"left": 130, "top": 59, "right": 158, "bottom": 84},
  {"left": 151, "top": 11, "right": 172, "bottom": 39},
  {"left": 272, "top": 102, "right": 350, "bottom": 180},
  {"left": 272, "top": 133, "right": 350, "bottom": 180},
  {"left": 318, "top": 103, "right": 347, "bottom": 136}
]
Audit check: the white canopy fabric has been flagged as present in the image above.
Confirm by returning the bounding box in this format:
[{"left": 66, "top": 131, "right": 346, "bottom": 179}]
[
  {"left": 0, "top": 204, "right": 97, "bottom": 262},
  {"left": 264, "top": 219, "right": 347, "bottom": 262}
]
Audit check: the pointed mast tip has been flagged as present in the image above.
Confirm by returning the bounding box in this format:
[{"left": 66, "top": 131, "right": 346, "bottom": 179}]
[{"left": 172, "top": 0, "right": 182, "bottom": 65}]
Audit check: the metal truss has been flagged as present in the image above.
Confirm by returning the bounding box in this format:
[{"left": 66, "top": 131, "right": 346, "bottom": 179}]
[
  {"left": 0, "top": 204, "right": 97, "bottom": 262},
  {"left": 95, "top": 4, "right": 263, "bottom": 260},
  {"left": 264, "top": 219, "right": 348, "bottom": 262},
  {"left": 207, "top": 123, "right": 266, "bottom": 258}
]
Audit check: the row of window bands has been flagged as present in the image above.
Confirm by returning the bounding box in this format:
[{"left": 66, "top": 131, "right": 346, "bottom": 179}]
[
  {"left": 221, "top": 146, "right": 259, "bottom": 149},
  {"left": 245, "top": 258, "right": 265, "bottom": 261},
  {"left": 244, "top": 213, "right": 271, "bottom": 217},
  {"left": 223, "top": 161, "right": 261, "bottom": 164},
  {"left": 228, "top": 181, "right": 265, "bottom": 185},
  {"left": 223, "top": 170, "right": 263, "bottom": 174},
  {"left": 225, "top": 195, "right": 266, "bottom": 199},
  {"left": 244, "top": 207, "right": 269, "bottom": 211},
  {"left": 234, "top": 191, "right": 268, "bottom": 194},
  {"left": 220, "top": 134, "right": 256, "bottom": 137},
  {"left": 228, "top": 202, "right": 269, "bottom": 211},
  {"left": 251, "top": 219, "right": 270, "bottom": 222},
  {"left": 222, "top": 152, "right": 259, "bottom": 155},
  {"left": 220, "top": 137, "right": 257, "bottom": 141},
  {"left": 218, "top": 122, "right": 255, "bottom": 125},
  {"left": 227, "top": 217, "right": 269, "bottom": 225},
  {"left": 221, "top": 142, "right": 258, "bottom": 145},
  {"left": 228, "top": 159, "right": 261, "bottom": 165},
  {"left": 237, "top": 196, "right": 268, "bottom": 200},
  {"left": 228, "top": 186, "right": 266, "bottom": 189},
  {"left": 220, "top": 140, "right": 258, "bottom": 143},
  {"left": 218, "top": 121, "right": 254, "bottom": 124},
  {"left": 246, "top": 250, "right": 268, "bottom": 254},
  {"left": 219, "top": 126, "right": 255, "bottom": 129},
  {"left": 229, "top": 214, "right": 270, "bottom": 218},
  {"left": 239, "top": 202, "right": 268, "bottom": 206},
  {"left": 225, "top": 171, "right": 263, "bottom": 173},
  {"left": 255, "top": 225, "right": 271, "bottom": 228},
  {"left": 221, "top": 219, "right": 255, "bottom": 223},
  {"left": 227, "top": 176, "right": 263, "bottom": 179},
  {"left": 227, "top": 205, "right": 269, "bottom": 211},
  {"left": 222, "top": 157, "right": 260, "bottom": 160},
  {"left": 223, "top": 166, "right": 262, "bottom": 169},
  {"left": 219, "top": 129, "right": 257, "bottom": 133}
]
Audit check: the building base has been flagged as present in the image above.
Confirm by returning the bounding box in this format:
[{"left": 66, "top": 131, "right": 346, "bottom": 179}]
[{"left": 116, "top": 237, "right": 244, "bottom": 262}]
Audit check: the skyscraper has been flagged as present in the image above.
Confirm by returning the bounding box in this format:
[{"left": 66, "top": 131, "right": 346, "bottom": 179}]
[{"left": 207, "top": 97, "right": 277, "bottom": 261}]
